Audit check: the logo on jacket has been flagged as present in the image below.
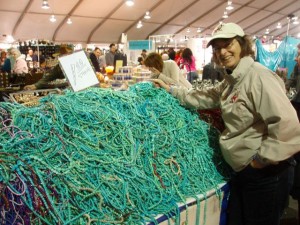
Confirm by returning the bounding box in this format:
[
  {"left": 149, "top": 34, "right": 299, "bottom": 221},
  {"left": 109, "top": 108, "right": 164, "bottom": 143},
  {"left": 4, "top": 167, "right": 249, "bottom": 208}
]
[{"left": 230, "top": 90, "right": 239, "bottom": 103}]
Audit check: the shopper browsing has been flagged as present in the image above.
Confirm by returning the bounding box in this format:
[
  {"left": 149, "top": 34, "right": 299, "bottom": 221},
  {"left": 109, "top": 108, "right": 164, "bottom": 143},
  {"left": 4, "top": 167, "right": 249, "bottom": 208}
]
[
  {"left": 23, "top": 45, "right": 72, "bottom": 90},
  {"left": 151, "top": 22, "right": 300, "bottom": 225},
  {"left": 10, "top": 48, "right": 28, "bottom": 74},
  {"left": 143, "top": 52, "right": 191, "bottom": 89}
]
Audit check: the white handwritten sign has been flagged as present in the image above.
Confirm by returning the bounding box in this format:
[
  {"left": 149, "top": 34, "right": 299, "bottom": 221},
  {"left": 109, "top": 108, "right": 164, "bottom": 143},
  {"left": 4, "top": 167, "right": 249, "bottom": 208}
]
[{"left": 58, "top": 50, "right": 99, "bottom": 92}]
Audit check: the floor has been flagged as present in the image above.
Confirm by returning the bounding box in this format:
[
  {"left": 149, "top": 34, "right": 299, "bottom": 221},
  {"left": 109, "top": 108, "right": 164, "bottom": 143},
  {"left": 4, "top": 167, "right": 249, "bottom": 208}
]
[{"left": 280, "top": 197, "right": 299, "bottom": 225}]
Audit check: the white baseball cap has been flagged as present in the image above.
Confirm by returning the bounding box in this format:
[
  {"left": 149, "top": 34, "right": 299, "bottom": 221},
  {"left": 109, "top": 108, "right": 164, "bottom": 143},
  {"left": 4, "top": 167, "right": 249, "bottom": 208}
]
[{"left": 207, "top": 23, "right": 245, "bottom": 47}]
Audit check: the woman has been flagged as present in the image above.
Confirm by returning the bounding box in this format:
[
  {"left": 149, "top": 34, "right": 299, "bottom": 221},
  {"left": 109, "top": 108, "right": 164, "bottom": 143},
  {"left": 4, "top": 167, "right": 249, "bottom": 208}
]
[
  {"left": 10, "top": 48, "right": 28, "bottom": 74},
  {"left": 152, "top": 23, "right": 300, "bottom": 225},
  {"left": 180, "top": 48, "right": 198, "bottom": 83},
  {"left": 143, "top": 52, "right": 191, "bottom": 89},
  {"left": 0, "top": 51, "right": 11, "bottom": 73}
]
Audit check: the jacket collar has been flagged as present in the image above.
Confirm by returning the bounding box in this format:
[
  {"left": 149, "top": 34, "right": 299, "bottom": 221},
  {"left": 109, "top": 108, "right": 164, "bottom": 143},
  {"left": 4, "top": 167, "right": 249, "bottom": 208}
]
[{"left": 223, "top": 56, "right": 254, "bottom": 86}]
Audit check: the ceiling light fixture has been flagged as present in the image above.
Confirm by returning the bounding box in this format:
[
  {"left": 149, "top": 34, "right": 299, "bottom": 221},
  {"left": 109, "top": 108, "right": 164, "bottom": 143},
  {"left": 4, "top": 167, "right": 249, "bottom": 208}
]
[
  {"left": 41, "top": 0, "right": 50, "bottom": 9},
  {"left": 50, "top": 15, "right": 56, "bottom": 22},
  {"left": 67, "top": 18, "right": 72, "bottom": 25},
  {"left": 136, "top": 20, "right": 143, "bottom": 29},
  {"left": 287, "top": 14, "right": 297, "bottom": 35},
  {"left": 292, "top": 16, "right": 299, "bottom": 24},
  {"left": 223, "top": 11, "right": 228, "bottom": 19},
  {"left": 265, "top": 28, "right": 270, "bottom": 34},
  {"left": 276, "top": 22, "right": 281, "bottom": 29},
  {"left": 125, "top": 0, "right": 134, "bottom": 7},
  {"left": 226, "top": 1, "right": 234, "bottom": 11},
  {"left": 144, "top": 11, "right": 151, "bottom": 20},
  {"left": 197, "top": 28, "right": 201, "bottom": 33},
  {"left": 186, "top": 28, "right": 190, "bottom": 33}
]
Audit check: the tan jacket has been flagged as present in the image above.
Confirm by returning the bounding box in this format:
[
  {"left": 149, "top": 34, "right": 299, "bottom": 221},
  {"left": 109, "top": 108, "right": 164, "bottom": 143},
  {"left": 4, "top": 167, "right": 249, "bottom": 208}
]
[{"left": 172, "top": 56, "right": 300, "bottom": 172}]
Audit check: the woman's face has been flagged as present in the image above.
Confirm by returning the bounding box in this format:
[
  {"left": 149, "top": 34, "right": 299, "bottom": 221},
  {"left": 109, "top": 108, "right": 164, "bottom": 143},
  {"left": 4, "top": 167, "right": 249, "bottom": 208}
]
[{"left": 212, "top": 38, "right": 241, "bottom": 70}]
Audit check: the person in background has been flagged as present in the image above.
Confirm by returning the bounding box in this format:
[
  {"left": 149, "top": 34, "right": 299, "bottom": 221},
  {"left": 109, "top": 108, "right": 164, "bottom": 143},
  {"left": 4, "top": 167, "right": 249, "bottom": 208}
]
[
  {"left": 161, "top": 53, "right": 169, "bottom": 61},
  {"left": 286, "top": 54, "right": 300, "bottom": 214},
  {"left": 175, "top": 49, "right": 183, "bottom": 66},
  {"left": 180, "top": 48, "right": 199, "bottom": 83},
  {"left": 143, "top": 52, "right": 191, "bottom": 89},
  {"left": 0, "top": 50, "right": 11, "bottom": 73},
  {"left": 297, "top": 43, "right": 300, "bottom": 56},
  {"left": 90, "top": 47, "right": 101, "bottom": 72},
  {"left": 98, "top": 49, "right": 106, "bottom": 73},
  {"left": 141, "top": 49, "right": 147, "bottom": 60},
  {"left": 286, "top": 55, "right": 300, "bottom": 119},
  {"left": 152, "top": 22, "right": 300, "bottom": 225},
  {"left": 31, "top": 50, "right": 38, "bottom": 62},
  {"left": 168, "top": 47, "right": 176, "bottom": 60},
  {"left": 137, "top": 56, "right": 144, "bottom": 65},
  {"left": 105, "top": 43, "right": 116, "bottom": 66},
  {"left": 114, "top": 48, "right": 127, "bottom": 68},
  {"left": 25, "top": 49, "right": 33, "bottom": 61},
  {"left": 10, "top": 48, "right": 28, "bottom": 74},
  {"left": 23, "top": 46, "right": 72, "bottom": 90},
  {"left": 202, "top": 58, "right": 224, "bottom": 84}
]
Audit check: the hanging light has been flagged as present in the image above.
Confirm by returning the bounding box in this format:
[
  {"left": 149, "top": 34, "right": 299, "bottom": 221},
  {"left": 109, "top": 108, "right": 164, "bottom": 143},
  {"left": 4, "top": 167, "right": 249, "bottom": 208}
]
[
  {"left": 41, "top": 0, "right": 50, "bottom": 9},
  {"left": 50, "top": 15, "right": 56, "bottom": 23},
  {"left": 136, "top": 20, "right": 143, "bottom": 29},
  {"left": 125, "top": 0, "right": 134, "bottom": 6},
  {"left": 67, "top": 18, "right": 72, "bottom": 25},
  {"left": 226, "top": 1, "right": 234, "bottom": 10},
  {"left": 223, "top": 11, "right": 228, "bottom": 19},
  {"left": 186, "top": 28, "right": 190, "bottom": 33},
  {"left": 292, "top": 16, "right": 299, "bottom": 24},
  {"left": 144, "top": 11, "right": 151, "bottom": 20},
  {"left": 197, "top": 28, "right": 201, "bottom": 33},
  {"left": 276, "top": 22, "right": 281, "bottom": 29},
  {"left": 265, "top": 28, "right": 270, "bottom": 34}
]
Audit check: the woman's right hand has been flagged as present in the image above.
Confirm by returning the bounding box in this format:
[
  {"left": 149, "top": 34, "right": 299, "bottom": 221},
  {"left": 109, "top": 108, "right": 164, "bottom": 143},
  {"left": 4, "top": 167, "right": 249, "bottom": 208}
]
[{"left": 23, "top": 84, "right": 37, "bottom": 91}]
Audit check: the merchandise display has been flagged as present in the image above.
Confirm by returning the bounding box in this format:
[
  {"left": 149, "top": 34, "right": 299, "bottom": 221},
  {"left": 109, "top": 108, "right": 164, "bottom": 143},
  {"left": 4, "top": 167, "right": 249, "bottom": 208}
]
[
  {"left": 110, "top": 66, "right": 134, "bottom": 88},
  {"left": 9, "top": 88, "right": 61, "bottom": 106},
  {"left": 109, "top": 66, "right": 151, "bottom": 89},
  {"left": 132, "top": 67, "right": 151, "bottom": 83},
  {"left": 0, "top": 82, "right": 230, "bottom": 224}
]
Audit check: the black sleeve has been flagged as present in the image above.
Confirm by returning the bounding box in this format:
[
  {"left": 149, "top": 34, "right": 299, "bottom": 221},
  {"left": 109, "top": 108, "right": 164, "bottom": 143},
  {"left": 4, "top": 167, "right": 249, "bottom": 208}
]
[{"left": 89, "top": 53, "right": 100, "bottom": 72}]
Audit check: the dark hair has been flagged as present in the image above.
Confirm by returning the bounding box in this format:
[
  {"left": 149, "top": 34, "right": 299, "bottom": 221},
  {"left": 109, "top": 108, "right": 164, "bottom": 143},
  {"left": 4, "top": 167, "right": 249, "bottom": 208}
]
[
  {"left": 181, "top": 48, "right": 193, "bottom": 64},
  {"left": 94, "top": 47, "right": 100, "bottom": 51},
  {"left": 212, "top": 35, "right": 255, "bottom": 66},
  {"left": 137, "top": 56, "right": 143, "bottom": 65},
  {"left": 109, "top": 43, "right": 115, "bottom": 48},
  {"left": 143, "top": 52, "right": 164, "bottom": 72}
]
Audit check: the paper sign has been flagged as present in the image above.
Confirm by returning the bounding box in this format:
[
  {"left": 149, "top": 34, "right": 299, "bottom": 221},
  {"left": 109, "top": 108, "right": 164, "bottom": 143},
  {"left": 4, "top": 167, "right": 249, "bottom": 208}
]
[
  {"left": 58, "top": 50, "right": 99, "bottom": 92},
  {"left": 115, "top": 60, "right": 123, "bottom": 73}
]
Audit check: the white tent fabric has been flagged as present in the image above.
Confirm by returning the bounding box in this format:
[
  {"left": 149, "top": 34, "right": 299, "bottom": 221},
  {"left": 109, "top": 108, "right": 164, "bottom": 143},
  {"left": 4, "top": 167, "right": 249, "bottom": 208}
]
[{"left": 0, "top": 0, "right": 300, "bottom": 44}]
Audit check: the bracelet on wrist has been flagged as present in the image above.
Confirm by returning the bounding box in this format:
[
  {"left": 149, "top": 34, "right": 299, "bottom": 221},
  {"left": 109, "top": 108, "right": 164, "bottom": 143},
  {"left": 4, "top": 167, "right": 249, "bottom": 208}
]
[{"left": 169, "top": 85, "right": 173, "bottom": 94}]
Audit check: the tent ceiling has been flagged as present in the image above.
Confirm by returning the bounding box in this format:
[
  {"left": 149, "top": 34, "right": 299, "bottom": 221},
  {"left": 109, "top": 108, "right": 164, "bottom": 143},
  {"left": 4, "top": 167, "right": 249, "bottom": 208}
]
[{"left": 0, "top": 0, "right": 300, "bottom": 45}]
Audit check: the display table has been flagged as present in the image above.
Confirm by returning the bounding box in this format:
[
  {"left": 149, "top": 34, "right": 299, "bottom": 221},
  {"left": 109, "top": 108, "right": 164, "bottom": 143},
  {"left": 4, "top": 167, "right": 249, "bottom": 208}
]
[{"left": 149, "top": 183, "right": 229, "bottom": 225}]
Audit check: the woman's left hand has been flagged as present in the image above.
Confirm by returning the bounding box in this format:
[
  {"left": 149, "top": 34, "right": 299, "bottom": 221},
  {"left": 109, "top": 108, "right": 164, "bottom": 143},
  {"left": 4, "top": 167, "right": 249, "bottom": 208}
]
[{"left": 149, "top": 67, "right": 160, "bottom": 78}]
